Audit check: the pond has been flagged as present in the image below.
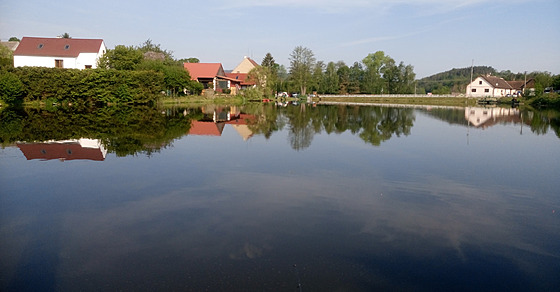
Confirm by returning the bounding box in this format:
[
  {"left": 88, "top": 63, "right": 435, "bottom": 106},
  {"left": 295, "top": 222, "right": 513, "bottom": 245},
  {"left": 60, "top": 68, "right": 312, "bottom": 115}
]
[{"left": 1, "top": 103, "right": 559, "bottom": 291}]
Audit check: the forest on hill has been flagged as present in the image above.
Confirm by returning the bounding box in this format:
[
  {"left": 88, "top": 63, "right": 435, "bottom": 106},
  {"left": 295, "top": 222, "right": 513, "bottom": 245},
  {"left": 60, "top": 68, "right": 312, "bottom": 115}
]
[{"left": 417, "top": 66, "right": 558, "bottom": 95}]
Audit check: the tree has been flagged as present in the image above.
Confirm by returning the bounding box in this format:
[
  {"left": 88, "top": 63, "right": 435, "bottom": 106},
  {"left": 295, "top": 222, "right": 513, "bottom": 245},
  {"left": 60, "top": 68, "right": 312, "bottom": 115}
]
[
  {"left": 247, "top": 66, "right": 272, "bottom": 96},
  {"left": 97, "top": 45, "right": 143, "bottom": 70},
  {"left": 178, "top": 58, "right": 199, "bottom": 63},
  {"left": 311, "top": 61, "right": 325, "bottom": 93},
  {"left": 136, "top": 39, "right": 173, "bottom": 60},
  {"left": 0, "top": 44, "right": 13, "bottom": 68},
  {"left": 349, "top": 62, "right": 364, "bottom": 94},
  {"left": 9, "top": 37, "right": 20, "bottom": 42},
  {"left": 261, "top": 53, "right": 276, "bottom": 68},
  {"left": 336, "top": 62, "right": 350, "bottom": 94},
  {"left": 362, "top": 51, "right": 391, "bottom": 94},
  {"left": 289, "top": 46, "right": 316, "bottom": 95},
  {"left": 60, "top": 33, "right": 71, "bottom": 39},
  {"left": 260, "top": 53, "right": 279, "bottom": 96},
  {"left": 324, "top": 62, "right": 339, "bottom": 94}
]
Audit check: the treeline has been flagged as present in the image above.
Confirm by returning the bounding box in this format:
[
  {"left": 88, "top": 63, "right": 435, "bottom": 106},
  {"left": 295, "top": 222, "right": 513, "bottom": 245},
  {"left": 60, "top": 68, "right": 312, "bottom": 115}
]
[{"left": 250, "top": 48, "right": 417, "bottom": 97}]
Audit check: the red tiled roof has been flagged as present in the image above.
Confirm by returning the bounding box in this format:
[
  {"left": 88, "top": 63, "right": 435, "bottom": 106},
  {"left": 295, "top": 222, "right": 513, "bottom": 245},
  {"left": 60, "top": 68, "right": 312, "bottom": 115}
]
[
  {"left": 183, "top": 63, "right": 224, "bottom": 80},
  {"left": 225, "top": 73, "right": 255, "bottom": 86},
  {"left": 17, "top": 142, "right": 105, "bottom": 161},
  {"left": 247, "top": 57, "right": 259, "bottom": 67},
  {"left": 14, "top": 37, "right": 104, "bottom": 58},
  {"left": 188, "top": 121, "right": 224, "bottom": 136}
]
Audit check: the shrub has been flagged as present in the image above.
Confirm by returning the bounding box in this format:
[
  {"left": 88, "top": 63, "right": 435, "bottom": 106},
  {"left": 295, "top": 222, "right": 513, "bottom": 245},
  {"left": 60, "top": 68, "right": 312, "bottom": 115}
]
[{"left": 0, "top": 71, "right": 24, "bottom": 104}]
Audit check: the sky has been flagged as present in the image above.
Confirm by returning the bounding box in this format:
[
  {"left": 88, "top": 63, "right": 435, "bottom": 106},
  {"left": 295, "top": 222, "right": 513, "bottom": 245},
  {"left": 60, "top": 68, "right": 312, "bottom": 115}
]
[{"left": 1, "top": 0, "right": 559, "bottom": 78}]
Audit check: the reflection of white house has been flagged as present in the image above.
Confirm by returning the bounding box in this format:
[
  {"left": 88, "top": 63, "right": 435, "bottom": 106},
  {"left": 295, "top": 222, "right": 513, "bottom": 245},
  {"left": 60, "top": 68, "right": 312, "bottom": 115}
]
[
  {"left": 465, "top": 107, "right": 521, "bottom": 128},
  {"left": 17, "top": 138, "right": 107, "bottom": 161},
  {"left": 14, "top": 37, "right": 106, "bottom": 69},
  {"left": 466, "top": 75, "right": 534, "bottom": 98}
]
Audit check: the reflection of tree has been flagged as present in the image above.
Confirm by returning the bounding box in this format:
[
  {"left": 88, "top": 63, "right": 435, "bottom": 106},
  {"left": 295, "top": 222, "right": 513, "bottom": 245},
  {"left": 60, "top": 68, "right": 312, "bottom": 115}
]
[
  {"left": 358, "top": 107, "right": 415, "bottom": 146},
  {"left": 0, "top": 106, "right": 193, "bottom": 156},
  {"left": 526, "top": 109, "right": 560, "bottom": 138},
  {"left": 284, "top": 104, "right": 315, "bottom": 151},
  {"left": 244, "top": 103, "right": 280, "bottom": 139},
  {"left": 251, "top": 104, "right": 416, "bottom": 150}
]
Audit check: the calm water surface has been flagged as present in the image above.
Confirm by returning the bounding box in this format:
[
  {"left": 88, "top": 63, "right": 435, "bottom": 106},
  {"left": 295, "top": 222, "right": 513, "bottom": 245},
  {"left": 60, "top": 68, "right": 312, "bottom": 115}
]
[{"left": 1, "top": 104, "right": 559, "bottom": 291}]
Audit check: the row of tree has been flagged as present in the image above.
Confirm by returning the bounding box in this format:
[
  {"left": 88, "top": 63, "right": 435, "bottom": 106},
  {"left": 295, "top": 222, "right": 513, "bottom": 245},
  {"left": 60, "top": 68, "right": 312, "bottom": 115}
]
[{"left": 249, "top": 47, "right": 417, "bottom": 97}]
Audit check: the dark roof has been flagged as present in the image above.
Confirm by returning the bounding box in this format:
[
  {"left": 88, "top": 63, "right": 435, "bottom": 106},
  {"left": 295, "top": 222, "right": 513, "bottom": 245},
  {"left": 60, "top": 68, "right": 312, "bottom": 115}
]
[
  {"left": 481, "top": 75, "right": 512, "bottom": 89},
  {"left": 507, "top": 79, "right": 535, "bottom": 90},
  {"left": 14, "top": 37, "right": 104, "bottom": 58}
]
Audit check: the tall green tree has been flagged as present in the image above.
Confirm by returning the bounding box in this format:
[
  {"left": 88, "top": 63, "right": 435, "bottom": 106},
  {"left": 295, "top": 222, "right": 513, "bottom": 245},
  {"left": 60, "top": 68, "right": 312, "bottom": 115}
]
[
  {"left": 324, "top": 62, "right": 340, "bottom": 94},
  {"left": 261, "top": 53, "right": 279, "bottom": 96},
  {"left": 289, "top": 46, "right": 316, "bottom": 95},
  {"left": 311, "top": 61, "right": 325, "bottom": 93},
  {"left": 362, "top": 51, "right": 391, "bottom": 94},
  {"left": 336, "top": 62, "right": 350, "bottom": 94},
  {"left": 349, "top": 62, "right": 364, "bottom": 94}
]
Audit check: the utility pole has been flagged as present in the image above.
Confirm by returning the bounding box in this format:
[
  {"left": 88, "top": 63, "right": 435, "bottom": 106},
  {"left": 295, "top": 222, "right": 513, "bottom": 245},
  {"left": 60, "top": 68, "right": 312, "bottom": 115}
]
[{"left": 469, "top": 59, "right": 474, "bottom": 98}]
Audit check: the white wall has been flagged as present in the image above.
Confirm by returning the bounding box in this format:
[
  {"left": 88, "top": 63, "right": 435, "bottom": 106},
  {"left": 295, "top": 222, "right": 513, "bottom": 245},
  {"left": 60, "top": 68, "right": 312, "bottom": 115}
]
[{"left": 14, "top": 56, "right": 76, "bottom": 68}]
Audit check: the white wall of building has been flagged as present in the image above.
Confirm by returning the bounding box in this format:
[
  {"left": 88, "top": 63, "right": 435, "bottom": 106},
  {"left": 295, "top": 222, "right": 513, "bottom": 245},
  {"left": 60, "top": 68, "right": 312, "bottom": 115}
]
[{"left": 466, "top": 77, "right": 514, "bottom": 97}]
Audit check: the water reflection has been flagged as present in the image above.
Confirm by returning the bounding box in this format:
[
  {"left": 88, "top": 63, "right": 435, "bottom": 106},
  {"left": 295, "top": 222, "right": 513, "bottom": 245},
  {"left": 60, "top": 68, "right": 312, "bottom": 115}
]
[
  {"left": 1, "top": 104, "right": 559, "bottom": 157},
  {"left": 0, "top": 103, "right": 559, "bottom": 291}
]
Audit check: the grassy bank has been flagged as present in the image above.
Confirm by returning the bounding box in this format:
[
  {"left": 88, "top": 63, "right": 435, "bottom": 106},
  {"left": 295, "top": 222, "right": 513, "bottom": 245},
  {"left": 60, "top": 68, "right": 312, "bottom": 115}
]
[
  {"left": 313, "top": 95, "right": 479, "bottom": 107},
  {"left": 157, "top": 94, "right": 245, "bottom": 106}
]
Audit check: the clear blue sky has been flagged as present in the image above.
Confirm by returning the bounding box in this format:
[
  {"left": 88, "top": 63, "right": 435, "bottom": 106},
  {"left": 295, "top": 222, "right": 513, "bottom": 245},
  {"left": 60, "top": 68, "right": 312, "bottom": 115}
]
[{"left": 1, "top": 0, "right": 559, "bottom": 78}]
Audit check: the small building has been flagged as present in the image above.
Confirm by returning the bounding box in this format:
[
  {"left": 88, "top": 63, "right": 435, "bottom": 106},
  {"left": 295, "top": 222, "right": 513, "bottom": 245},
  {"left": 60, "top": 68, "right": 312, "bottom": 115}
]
[
  {"left": 466, "top": 75, "right": 534, "bottom": 97},
  {"left": 13, "top": 37, "right": 106, "bottom": 69},
  {"left": 183, "top": 63, "right": 241, "bottom": 94}
]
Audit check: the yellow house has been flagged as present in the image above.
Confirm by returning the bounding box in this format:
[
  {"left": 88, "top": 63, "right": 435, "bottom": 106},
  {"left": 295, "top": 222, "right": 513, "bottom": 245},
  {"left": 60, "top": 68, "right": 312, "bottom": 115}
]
[{"left": 232, "top": 56, "right": 259, "bottom": 74}]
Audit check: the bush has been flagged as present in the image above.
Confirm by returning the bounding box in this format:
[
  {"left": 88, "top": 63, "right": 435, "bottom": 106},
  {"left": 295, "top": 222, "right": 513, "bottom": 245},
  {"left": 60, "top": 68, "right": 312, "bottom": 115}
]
[
  {"left": 7, "top": 67, "right": 165, "bottom": 104},
  {"left": 0, "top": 71, "right": 24, "bottom": 104}
]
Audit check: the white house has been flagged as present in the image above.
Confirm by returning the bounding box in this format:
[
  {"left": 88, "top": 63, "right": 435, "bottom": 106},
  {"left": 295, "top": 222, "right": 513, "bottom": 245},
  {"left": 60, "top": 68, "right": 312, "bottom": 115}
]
[
  {"left": 13, "top": 37, "right": 106, "bottom": 69},
  {"left": 466, "top": 75, "right": 516, "bottom": 98}
]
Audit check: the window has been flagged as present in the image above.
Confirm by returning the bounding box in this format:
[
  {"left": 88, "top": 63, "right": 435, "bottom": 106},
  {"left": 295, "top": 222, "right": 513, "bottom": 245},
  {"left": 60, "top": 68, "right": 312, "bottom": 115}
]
[
  {"left": 64, "top": 45, "right": 70, "bottom": 50},
  {"left": 85, "top": 65, "right": 92, "bottom": 69},
  {"left": 471, "top": 89, "right": 476, "bottom": 92},
  {"left": 55, "top": 59, "right": 63, "bottom": 68},
  {"left": 38, "top": 44, "right": 44, "bottom": 49},
  {"left": 479, "top": 81, "right": 482, "bottom": 85},
  {"left": 484, "top": 89, "right": 489, "bottom": 93}
]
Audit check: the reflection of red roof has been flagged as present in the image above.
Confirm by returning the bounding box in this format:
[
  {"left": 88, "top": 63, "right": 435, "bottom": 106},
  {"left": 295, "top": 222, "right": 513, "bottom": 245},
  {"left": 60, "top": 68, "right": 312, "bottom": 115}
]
[
  {"left": 17, "top": 142, "right": 105, "bottom": 161},
  {"left": 188, "top": 121, "right": 225, "bottom": 136},
  {"left": 14, "top": 37, "right": 104, "bottom": 58},
  {"left": 183, "top": 63, "right": 224, "bottom": 80},
  {"left": 225, "top": 114, "right": 256, "bottom": 125}
]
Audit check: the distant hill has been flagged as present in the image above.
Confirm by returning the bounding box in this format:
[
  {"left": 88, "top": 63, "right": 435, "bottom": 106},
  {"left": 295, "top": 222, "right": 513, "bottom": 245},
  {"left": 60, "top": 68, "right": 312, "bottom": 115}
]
[{"left": 417, "top": 66, "right": 497, "bottom": 94}]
